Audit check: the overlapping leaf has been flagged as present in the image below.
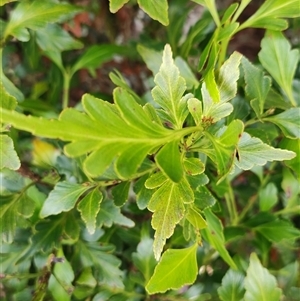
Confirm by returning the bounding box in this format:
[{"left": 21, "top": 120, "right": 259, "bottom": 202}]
[
  {"left": 218, "top": 269, "right": 245, "bottom": 301},
  {"left": 39, "top": 182, "right": 91, "bottom": 218},
  {"left": 235, "top": 132, "right": 296, "bottom": 170},
  {"left": 137, "top": 0, "right": 169, "bottom": 26},
  {"left": 202, "top": 208, "right": 237, "bottom": 269},
  {"left": 152, "top": 44, "right": 190, "bottom": 129},
  {"left": 0, "top": 135, "right": 20, "bottom": 170},
  {"left": 77, "top": 188, "right": 103, "bottom": 234},
  {"left": 0, "top": 88, "right": 194, "bottom": 180},
  {"left": 258, "top": 31, "right": 299, "bottom": 106},
  {"left": 264, "top": 108, "right": 300, "bottom": 139},
  {"left": 244, "top": 253, "right": 282, "bottom": 301},
  {"left": 242, "top": 56, "right": 271, "bottom": 117},
  {"left": 146, "top": 244, "right": 198, "bottom": 293},
  {"left": 3, "top": 0, "right": 81, "bottom": 42},
  {"left": 239, "top": 0, "right": 300, "bottom": 30},
  {"left": 79, "top": 241, "right": 124, "bottom": 289},
  {"left": 146, "top": 175, "right": 194, "bottom": 260}
]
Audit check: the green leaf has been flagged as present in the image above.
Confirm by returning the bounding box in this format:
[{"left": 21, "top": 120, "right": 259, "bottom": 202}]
[
  {"left": 202, "top": 208, "right": 237, "bottom": 269},
  {"left": 188, "top": 98, "right": 203, "bottom": 125},
  {"left": 259, "top": 183, "right": 278, "bottom": 212},
  {"left": 77, "top": 188, "right": 103, "bottom": 234},
  {"left": 132, "top": 237, "right": 156, "bottom": 283},
  {"left": 146, "top": 244, "right": 198, "bottom": 294},
  {"left": 255, "top": 219, "right": 300, "bottom": 243},
  {"left": 133, "top": 175, "right": 153, "bottom": 210},
  {"left": 4, "top": 0, "right": 81, "bottom": 42},
  {"left": 183, "top": 157, "right": 205, "bottom": 176},
  {"left": 217, "top": 51, "right": 242, "bottom": 103},
  {"left": 152, "top": 44, "right": 188, "bottom": 129},
  {"left": 240, "top": 0, "right": 300, "bottom": 30},
  {"left": 0, "top": 88, "right": 193, "bottom": 179},
  {"left": 241, "top": 56, "right": 271, "bottom": 117},
  {"left": 112, "top": 181, "right": 130, "bottom": 206},
  {"left": 36, "top": 23, "right": 83, "bottom": 52},
  {"left": 174, "top": 57, "right": 200, "bottom": 90},
  {"left": 137, "top": 44, "right": 162, "bottom": 75},
  {"left": 279, "top": 138, "right": 300, "bottom": 175},
  {"left": 78, "top": 241, "right": 124, "bottom": 289},
  {"left": 258, "top": 31, "right": 299, "bottom": 106},
  {"left": 0, "top": 0, "right": 17, "bottom": 6},
  {"left": 109, "top": 0, "right": 130, "bottom": 13},
  {"left": 205, "top": 120, "right": 244, "bottom": 181},
  {"left": 148, "top": 177, "right": 194, "bottom": 260},
  {"left": 186, "top": 205, "right": 207, "bottom": 229},
  {"left": 244, "top": 253, "right": 282, "bottom": 301},
  {"left": 0, "top": 82, "right": 17, "bottom": 110},
  {"left": 52, "top": 248, "right": 75, "bottom": 296},
  {"left": 40, "top": 182, "right": 90, "bottom": 218},
  {"left": 264, "top": 108, "right": 300, "bottom": 139},
  {"left": 137, "top": 0, "right": 169, "bottom": 26},
  {"left": 155, "top": 140, "right": 183, "bottom": 182},
  {"left": 71, "top": 44, "right": 126, "bottom": 75},
  {"left": 1, "top": 72, "right": 24, "bottom": 102},
  {"left": 0, "top": 135, "right": 20, "bottom": 170},
  {"left": 96, "top": 198, "right": 134, "bottom": 228},
  {"left": 218, "top": 269, "right": 245, "bottom": 301},
  {"left": 235, "top": 132, "right": 296, "bottom": 170}
]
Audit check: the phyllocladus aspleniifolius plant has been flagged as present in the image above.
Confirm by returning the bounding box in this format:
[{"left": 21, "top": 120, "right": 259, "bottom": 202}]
[{"left": 0, "top": 0, "right": 299, "bottom": 300}]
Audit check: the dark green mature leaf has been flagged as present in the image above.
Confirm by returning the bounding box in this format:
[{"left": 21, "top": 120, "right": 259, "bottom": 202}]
[
  {"left": 3, "top": 0, "right": 81, "bottom": 42},
  {"left": 235, "top": 132, "right": 296, "bottom": 170},
  {"left": 109, "top": 0, "right": 130, "bottom": 13},
  {"left": 96, "top": 199, "right": 134, "bottom": 228},
  {"left": 239, "top": 0, "right": 300, "bottom": 30},
  {"left": 40, "top": 182, "right": 91, "bottom": 218},
  {"left": 0, "top": 135, "right": 20, "bottom": 170},
  {"left": 137, "top": 0, "right": 169, "bottom": 26},
  {"left": 132, "top": 237, "right": 156, "bottom": 283},
  {"left": 241, "top": 56, "right": 271, "bottom": 117},
  {"left": 79, "top": 241, "right": 124, "bottom": 289},
  {"left": 146, "top": 244, "right": 198, "bottom": 293},
  {"left": 0, "top": 192, "right": 35, "bottom": 243},
  {"left": 280, "top": 138, "right": 300, "bottom": 175},
  {"left": 36, "top": 23, "right": 83, "bottom": 52},
  {"left": 259, "top": 183, "right": 278, "bottom": 212},
  {"left": 264, "top": 108, "right": 300, "bottom": 139},
  {"left": 202, "top": 208, "right": 237, "bottom": 269},
  {"left": 1, "top": 72, "right": 24, "bottom": 102},
  {"left": 255, "top": 220, "right": 300, "bottom": 243},
  {"left": 71, "top": 45, "right": 126, "bottom": 76},
  {"left": 205, "top": 120, "right": 244, "bottom": 181},
  {"left": 133, "top": 175, "right": 153, "bottom": 210},
  {"left": 258, "top": 31, "right": 299, "bottom": 106},
  {"left": 152, "top": 44, "right": 189, "bottom": 129},
  {"left": 148, "top": 177, "right": 194, "bottom": 260},
  {"left": 77, "top": 188, "right": 103, "bottom": 234},
  {"left": 244, "top": 253, "right": 282, "bottom": 301},
  {"left": 112, "top": 181, "right": 130, "bottom": 206},
  {"left": 218, "top": 269, "right": 245, "bottom": 301}
]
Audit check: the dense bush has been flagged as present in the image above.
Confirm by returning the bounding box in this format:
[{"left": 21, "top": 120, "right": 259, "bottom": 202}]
[{"left": 0, "top": 0, "right": 299, "bottom": 300}]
